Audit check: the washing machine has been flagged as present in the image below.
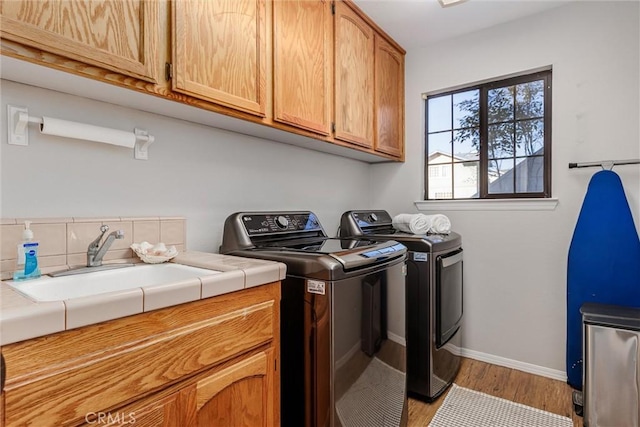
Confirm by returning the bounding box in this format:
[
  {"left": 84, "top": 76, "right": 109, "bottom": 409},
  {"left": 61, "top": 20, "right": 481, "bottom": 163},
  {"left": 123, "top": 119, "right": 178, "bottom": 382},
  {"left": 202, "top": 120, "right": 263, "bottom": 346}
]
[
  {"left": 220, "top": 211, "right": 408, "bottom": 426},
  {"left": 339, "top": 210, "right": 462, "bottom": 401}
]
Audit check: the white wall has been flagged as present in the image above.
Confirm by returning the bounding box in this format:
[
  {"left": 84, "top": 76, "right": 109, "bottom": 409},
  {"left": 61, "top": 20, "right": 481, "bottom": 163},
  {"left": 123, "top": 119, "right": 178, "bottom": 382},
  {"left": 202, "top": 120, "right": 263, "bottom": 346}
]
[
  {"left": 1, "top": 0, "right": 638, "bottom": 378},
  {"left": 371, "top": 1, "right": 640, "bottom": 375},
  {"left": 0, "top": 80, "right": 371, "bottom": 251}
]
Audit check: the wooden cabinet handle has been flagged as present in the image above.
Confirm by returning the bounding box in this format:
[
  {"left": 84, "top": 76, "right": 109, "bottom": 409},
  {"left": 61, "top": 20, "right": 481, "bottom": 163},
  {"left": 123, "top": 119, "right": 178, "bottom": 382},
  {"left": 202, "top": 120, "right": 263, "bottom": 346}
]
[{"left": 1, "top": 353, "right": 5, "bottom": 392}]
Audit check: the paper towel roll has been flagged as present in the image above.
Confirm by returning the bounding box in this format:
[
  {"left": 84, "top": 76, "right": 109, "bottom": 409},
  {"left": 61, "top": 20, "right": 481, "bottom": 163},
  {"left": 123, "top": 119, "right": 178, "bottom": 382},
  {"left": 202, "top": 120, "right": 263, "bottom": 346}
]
[{"left": 40, "top": 117, "right": 136, "bottom": 148}]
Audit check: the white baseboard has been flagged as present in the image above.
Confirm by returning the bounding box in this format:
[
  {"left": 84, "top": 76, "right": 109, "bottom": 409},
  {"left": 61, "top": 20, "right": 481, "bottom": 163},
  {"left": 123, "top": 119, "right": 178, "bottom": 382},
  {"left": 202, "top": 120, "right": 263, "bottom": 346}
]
[
  {"left": 387, "top": 331, "right": 406, "bottom": 347},
  {"left": 336, "top": 339, "right": 565, "bottom": 381},
  {"left": 335, "top": 340, "right": 361, "bottom": 370},
  {"left": 457, "top": 347, "right": 567, "bottom": 382}
]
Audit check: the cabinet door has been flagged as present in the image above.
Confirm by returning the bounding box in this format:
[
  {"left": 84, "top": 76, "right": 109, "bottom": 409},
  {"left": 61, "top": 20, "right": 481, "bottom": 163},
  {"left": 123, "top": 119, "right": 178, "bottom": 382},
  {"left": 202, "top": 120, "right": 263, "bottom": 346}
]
[
  {"left": 273, "top": 0, "right": 332, "bottom": 135},
  {"left": 375, "top": 36, "right": 404, "bottom": 158},
  {"left": 83, "top": 391, "right": 185, "bottom": 427},
  {"left": 334, "top": 1, "right": 375, "bottom": 149},
  {"left": 0, "top": 0, "right": 158, "bottom": 83},
  {"left": 82, "top": 350, "right": 276, "bottom": 427},
  {"left": 191, "top": 350, "right": 275, "bottom": 427},
  {"left": 172, "top": 0, "right": 267, "bottom": 117}
]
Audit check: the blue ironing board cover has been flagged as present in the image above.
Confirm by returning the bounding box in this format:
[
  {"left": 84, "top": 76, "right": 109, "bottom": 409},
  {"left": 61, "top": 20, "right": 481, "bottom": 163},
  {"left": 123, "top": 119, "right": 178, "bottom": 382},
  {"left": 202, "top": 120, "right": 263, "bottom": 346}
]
[{"left": 567, "top": 170, "right": 640, "bottom": 389}]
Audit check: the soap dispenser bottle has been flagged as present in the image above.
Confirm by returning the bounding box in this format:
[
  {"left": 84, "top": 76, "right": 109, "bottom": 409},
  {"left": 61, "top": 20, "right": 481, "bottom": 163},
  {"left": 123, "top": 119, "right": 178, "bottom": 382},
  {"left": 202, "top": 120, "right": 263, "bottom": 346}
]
[{"left": 13, "top": 220, "right": 41, "bottom": 281}]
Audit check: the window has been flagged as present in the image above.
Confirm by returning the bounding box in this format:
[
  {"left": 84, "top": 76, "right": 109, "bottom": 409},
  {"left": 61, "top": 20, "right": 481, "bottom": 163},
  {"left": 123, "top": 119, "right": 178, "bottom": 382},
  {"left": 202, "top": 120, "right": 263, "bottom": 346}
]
[{"left": 425, "top": 70, "right": 551, "bottom": 200}]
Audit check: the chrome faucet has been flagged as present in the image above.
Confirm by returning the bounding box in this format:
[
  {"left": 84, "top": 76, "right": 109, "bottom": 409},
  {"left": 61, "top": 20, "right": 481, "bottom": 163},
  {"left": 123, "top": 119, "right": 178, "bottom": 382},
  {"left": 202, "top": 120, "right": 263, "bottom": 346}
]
[
  {"left": 87, "top": 225, "right": 125, "bottom": 267},
  {"left": 49, "top": 225, "right": 134, "bottom": 277}
]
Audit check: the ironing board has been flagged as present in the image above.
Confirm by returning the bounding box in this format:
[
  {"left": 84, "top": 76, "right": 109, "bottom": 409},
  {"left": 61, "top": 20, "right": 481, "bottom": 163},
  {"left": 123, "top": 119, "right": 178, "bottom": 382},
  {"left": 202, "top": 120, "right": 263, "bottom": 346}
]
[{"left": 567, "top": 170, "right": 640, "bottom": 389}]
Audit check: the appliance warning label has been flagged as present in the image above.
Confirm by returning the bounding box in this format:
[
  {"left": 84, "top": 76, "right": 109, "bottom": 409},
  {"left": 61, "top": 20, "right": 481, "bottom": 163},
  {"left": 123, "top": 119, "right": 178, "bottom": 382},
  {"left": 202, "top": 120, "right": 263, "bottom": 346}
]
[
  {"left": 413, "top": 252, "right": 428, "bottom": 262},
  {"left": 307, "top": 280, "right": 326, "bottom": 295}
]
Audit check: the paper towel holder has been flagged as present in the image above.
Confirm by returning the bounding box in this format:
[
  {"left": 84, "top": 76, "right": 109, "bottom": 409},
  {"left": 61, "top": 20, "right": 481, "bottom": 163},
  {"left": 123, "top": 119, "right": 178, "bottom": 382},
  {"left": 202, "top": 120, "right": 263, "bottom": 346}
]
[{"left": 7, "top": 105, "right": 154, "bottom": 160}]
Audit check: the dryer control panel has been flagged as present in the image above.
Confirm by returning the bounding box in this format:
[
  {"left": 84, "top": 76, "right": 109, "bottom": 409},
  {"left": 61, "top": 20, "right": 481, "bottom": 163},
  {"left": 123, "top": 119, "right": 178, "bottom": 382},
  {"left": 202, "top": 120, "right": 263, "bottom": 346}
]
[{"left": 340, "top": 210, "right": 395, "bottom": 235}]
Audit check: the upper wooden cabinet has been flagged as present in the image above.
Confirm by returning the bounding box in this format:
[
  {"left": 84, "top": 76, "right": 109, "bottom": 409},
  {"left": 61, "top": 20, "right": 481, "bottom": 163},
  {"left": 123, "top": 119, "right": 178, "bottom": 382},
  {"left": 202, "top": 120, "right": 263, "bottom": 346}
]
[
  {"left": 333, "top": 1, "right": 375, "bottom": 149},
  {"left": 172, "top": 0, "right": 267, "bottom": 117},
  {"left": 375, "top": 35, "right": 405, "bottom": 158},
  {"left": 0, "top": 0, "right": 159, "bottom": 83},
  {"left": 273, "top": 0, "right": 332, "bottom": 136},
  {"left": 1, "top": 0, "right": 405, "bottom": 161}
]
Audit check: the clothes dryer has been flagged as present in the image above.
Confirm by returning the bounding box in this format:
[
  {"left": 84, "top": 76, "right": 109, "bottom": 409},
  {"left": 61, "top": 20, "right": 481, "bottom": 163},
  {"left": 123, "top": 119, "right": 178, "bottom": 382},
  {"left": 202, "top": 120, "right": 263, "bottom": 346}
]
[{"left": 339, "top": 210, "right": 462, "bottom": 401}]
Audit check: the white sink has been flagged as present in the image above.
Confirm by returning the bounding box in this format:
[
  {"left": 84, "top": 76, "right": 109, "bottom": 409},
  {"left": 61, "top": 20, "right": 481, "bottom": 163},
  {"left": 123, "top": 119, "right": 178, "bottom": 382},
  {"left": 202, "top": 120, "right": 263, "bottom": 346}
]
[{"left": 7, "top": 263, "right": 220, "bottom": 302}]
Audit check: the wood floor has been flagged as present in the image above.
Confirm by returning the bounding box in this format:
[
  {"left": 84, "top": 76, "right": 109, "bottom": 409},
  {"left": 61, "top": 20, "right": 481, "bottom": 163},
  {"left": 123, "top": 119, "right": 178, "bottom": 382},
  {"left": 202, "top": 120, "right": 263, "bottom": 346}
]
[{"left": 408, "top": 357, "right": 584, "bottom": 427}]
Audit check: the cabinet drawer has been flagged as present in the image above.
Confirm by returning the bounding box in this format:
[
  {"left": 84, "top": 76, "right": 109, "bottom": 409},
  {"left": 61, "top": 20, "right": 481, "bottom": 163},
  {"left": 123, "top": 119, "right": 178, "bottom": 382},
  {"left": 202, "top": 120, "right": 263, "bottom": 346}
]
[{"left": 2, "top": 286, "right": 277, "bottom": 426}]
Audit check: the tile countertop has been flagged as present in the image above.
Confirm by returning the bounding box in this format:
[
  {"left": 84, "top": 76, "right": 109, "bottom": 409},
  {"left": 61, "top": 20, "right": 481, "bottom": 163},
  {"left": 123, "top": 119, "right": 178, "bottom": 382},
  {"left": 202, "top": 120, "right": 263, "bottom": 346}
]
[{"left": 0, "top": 251, "right": 286, "bottom": 346}]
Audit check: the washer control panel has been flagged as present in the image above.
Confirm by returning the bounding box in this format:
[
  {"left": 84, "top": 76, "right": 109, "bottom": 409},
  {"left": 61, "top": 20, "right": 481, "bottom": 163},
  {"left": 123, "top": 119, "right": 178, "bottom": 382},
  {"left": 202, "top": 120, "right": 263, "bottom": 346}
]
[{"left": 242, "top": 212, "right": 323, "bottom": 235}]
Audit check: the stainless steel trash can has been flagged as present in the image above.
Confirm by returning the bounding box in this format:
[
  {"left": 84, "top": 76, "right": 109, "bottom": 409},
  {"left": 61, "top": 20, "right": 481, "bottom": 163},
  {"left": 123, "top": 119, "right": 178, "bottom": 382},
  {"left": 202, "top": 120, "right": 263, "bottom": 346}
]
[{"left": 581, "top": 303, "right": 640, "bottom": 427}]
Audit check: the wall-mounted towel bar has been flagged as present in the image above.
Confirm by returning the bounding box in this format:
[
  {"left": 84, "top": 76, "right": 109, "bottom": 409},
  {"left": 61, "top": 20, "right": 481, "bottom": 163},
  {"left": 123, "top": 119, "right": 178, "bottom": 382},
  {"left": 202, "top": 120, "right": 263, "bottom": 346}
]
[
  {"left": 569, "top": 159, "right": 640, "bottom": 170},
  {"left": 7, "top": 105, "right": 154, "bottom": 160}
]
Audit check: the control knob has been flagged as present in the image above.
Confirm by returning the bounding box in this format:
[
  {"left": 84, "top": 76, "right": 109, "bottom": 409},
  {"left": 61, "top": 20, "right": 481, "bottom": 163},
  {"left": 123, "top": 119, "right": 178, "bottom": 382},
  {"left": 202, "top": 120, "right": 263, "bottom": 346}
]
[{"left": 275, "top": 215, "right": 289, "bottom": 229}]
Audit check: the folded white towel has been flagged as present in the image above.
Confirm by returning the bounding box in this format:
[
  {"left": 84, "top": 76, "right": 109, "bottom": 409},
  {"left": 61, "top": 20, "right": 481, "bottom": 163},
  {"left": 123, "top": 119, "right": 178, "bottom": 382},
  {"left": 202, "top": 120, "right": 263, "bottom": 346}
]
[
  {"left": 428, "top": 214, "right": 451, "bottom": 234},
  {"left": 392, "top": 213, "right": 452, "bottom": 235},
  {"left": 392, "top": 213, "right": 431, "bottom": 234}
]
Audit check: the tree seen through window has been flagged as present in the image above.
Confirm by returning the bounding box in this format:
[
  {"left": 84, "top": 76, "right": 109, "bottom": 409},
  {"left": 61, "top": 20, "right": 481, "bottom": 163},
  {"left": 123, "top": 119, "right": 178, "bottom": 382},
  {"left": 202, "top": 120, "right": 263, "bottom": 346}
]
[{"left": 425, "top": 70, "right": 551, "bottom": 200}]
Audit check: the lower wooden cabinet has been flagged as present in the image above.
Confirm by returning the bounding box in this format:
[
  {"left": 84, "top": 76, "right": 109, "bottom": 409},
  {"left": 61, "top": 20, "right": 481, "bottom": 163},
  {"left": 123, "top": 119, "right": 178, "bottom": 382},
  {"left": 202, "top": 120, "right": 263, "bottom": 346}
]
[
  {"left": 192, "top": 349, "right": 274, "bottom": 426},
  {"left": 1, "top": 282, "right": 280, "bottom": 427},
  {"left": 88, "top": 348, "right": 275, "bottom": 427},
  {"left": 84, "top": 390, "right": 183, "bottom": 427}
]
